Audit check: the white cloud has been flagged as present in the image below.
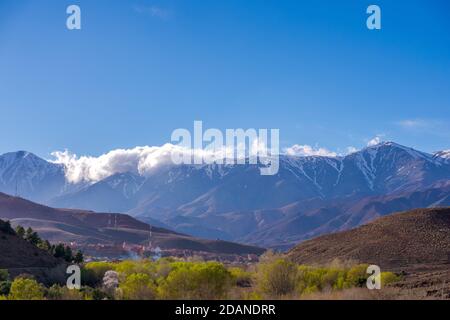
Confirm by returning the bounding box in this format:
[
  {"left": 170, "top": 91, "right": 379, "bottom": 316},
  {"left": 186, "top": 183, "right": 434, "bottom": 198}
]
[
  {"left": 346, "top": 146, "right": 359, "bottom": 154},
  {"left": 367, "top": 136, "right": 383, "bottom": 147},
  {"left": 397, "top": 119, "right": 429, "bottom": 129},
  {"left": 51, "top": 141, "right": 362, "bottom": 184},
  {"left": 133, "top": 5, "right": 171, "bottom": 19},
  {"left": 283, "top": 145, "right": 338, "bottom": 157},
  {"left": 50, "top": 142, "right": 274, "bottom": 184},
  {"left": 51, "top": 144, "right": 184, "bottom": 184}
]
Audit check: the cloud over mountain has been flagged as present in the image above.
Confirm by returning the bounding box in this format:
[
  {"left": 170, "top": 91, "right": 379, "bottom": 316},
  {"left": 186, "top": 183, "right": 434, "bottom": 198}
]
[
  {"left": 283, "top": 144, "right": 338, "bottom": 157},
  {"left": 50, "top": 139, "right": 388, "bottom": 184},
  {"left": 51, "top": 144, "right": 185, "bottom": 184}
]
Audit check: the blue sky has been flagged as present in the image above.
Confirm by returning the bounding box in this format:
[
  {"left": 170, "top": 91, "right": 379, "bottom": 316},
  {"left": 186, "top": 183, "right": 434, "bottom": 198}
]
[{"left": 0, "top": 0, "right": 449, "bottom": 158}]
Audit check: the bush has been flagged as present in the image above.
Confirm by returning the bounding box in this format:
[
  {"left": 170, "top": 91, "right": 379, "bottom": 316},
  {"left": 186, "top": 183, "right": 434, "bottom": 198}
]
[
  {"left": 8, "top": 277, "right": 45, "bottom": 300},
  {"left": 381, "top": 272, "right": 401, "bottom": 286},
  {"left": 229, "top": 267, "right": 252, "bottom": 287},
  {"left": 256, "top": 257, "right": 298, "bottom": 298},
  {"left": 118, "top": 273, "right": 157, "bottom": 300},
  {"left": 115, "top": 260, "right": 156, "bottom": 278},
  {"left": 345, "top": 264, "right": 369, "bottom": 288},
  {"left": 0, "top": 281, "right": 11, "bottom": 296},
  {"left": 0, "top": 269, "right": 9, "bottom": 282},
  {"left": 84, "top": 261, "right": 115, "bottom": 285},
  {"left": 46, "top": 284, "right": 84, "bottom": 300},
  {"left": 159, "top": 262, "right": 232, "bottom": 300}
]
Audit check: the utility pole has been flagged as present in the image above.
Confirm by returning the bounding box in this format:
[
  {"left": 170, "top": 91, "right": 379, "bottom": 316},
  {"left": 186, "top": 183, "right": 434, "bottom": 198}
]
[{"left": 148, "top": 225, "right": 152, "bottom": 249}]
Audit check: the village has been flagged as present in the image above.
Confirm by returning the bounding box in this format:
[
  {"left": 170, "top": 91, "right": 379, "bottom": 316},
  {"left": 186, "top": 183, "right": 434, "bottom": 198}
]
[{"left": 68, "top": 241, "right": 260, "bottom": 264}]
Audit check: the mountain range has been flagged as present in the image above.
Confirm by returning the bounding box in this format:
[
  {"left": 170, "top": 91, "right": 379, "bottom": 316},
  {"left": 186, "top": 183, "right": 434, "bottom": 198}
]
[{"left": 1, "top": 142, "right": 449, "bottom": 249}]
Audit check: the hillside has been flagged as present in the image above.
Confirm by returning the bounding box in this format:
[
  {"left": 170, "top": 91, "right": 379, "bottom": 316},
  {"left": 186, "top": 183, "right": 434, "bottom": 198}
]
[
  {"left": 0, "top": 219, "right": 66, "bottom": 283},
  {"left": 287, "top": 208, "right": 450, "bottom": 269},
  {"left": 242, "top": 181, "right": 450, "bottom": 249},
  {"left": 0, "top": 193, "right": 264, "bottom": 257}
]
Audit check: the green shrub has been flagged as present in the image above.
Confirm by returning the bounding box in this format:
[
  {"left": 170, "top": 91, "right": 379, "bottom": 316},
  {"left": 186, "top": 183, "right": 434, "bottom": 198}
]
[
  {"left": 0, "top": 269, "right": 9, "bottom": 282},
  {"left": 84, "top": 262, "right": 115, "bottom": 280},
  {"left": 0, "top": 281, "right": 11, "bottom": 296},
  {"left": 229, "top": 267, "right": 252, "bottom": 287},
  {"left": 256, "top": 258, "right": 298, "bottom": 298},
  {"left": 118, "top": 273, "right": 157, "bottom": 300},
  {"left": 46, "top": 284, "right": 84, "bottom": 300},
  {"left": 345, "top": 264, "right": 369, "bottom": 288},
  {"left": 159, "top": 262, "right": 232, "bottom": 299},
  {"left": 115, "top": 260, "right": 156, "bottom": 278},
  {"left": 8, "top": 277, "right": 45, "bottom": 300},
  {"left": 381, "top": 272, "right": 401, "bottom": 286}
]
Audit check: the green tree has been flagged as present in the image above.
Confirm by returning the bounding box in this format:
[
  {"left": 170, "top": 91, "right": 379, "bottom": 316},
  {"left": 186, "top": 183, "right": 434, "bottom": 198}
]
[
  {"left": 118, "top": 273, "right": 157, "bottom": 300},
  {"left": 0, "top": 269, "right": 11, "bottom": 296},
  {"left": 74, "top": 251, "right": 84, "bottom": 264},
  {"left": 159, "top": 262, "right": 232, "bottom": 300},
  {"left": 0, "top": 220, "right": 15, "bottom": 235},
  {"left": 15, "top": 225, "right": 25, "bottom": 238},
  {"left": 8, "top": 277, "right": 45, "bottom": 300},
  {"left": 25, "top": 227, "right": 41, "bottom": 246},
  {"left": 64, "top": 246, "right": 73, "bottom": 262},
  {"left": 83, "top": 262, "right": 115, "bottom": 286},
  {"left": 0, "top": 281, "right": 11, "bottom": 296},
  {"left": 37, "top": 239, "right": 51, "bottom": 252},
  {"left": 0, "top": 269, "right": 9, "bottom": 282},
  {"left": 53, "top": 243, "right": 66, "bottom": 259}
]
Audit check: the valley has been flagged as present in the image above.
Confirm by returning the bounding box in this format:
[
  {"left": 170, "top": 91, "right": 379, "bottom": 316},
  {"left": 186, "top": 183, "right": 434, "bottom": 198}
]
[{"left": 0, "top": 192, "right": 264, "bottom": 261}]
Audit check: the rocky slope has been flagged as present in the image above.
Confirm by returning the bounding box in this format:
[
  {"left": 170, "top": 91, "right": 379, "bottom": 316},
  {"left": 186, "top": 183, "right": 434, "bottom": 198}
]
[{"left": 287, "top": 208, "right": 450, "bottom": 269}]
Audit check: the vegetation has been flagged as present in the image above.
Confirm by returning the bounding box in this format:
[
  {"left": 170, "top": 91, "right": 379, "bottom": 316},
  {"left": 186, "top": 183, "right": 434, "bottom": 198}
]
[
  {"left": 8, "top": 276, "right": 45, "bottom": 300},
  {"left": 11, "top": 225, "right": 84, "bottom": 263},
  {"left": 0, "top": 220, "right": 15, "bottom": 235},
  {"left": 0, "top": 270, "right": 11, "bottom": 296},
  {"left": 0, "top": 253, "right": 402, "bottom": 300},
  {"left": 1, "top": 222, "right": 403, "bottom": 300}
]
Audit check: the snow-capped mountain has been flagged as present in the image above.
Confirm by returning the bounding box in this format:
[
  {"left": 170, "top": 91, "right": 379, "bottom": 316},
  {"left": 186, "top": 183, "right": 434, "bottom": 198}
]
[
  {"left": 1, "top": 142, "right": 449, "bottom": 248},
  {"left": 0, "top": 151, "right": 67, "bottom": 203},
  {"left": 434, "top": 150, "right": 450, "bottom": 161},
  {"left": 50, "top": 172, "right": 145, "bottom": 213}
]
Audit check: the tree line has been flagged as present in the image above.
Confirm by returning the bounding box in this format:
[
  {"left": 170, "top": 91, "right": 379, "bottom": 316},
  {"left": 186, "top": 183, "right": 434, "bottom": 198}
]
[{"left": 0, "top": 219, "right": 83, "bottom": 264}]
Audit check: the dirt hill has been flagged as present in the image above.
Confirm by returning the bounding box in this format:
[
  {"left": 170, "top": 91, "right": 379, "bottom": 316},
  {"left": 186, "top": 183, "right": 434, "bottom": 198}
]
[
  {"left": 287, "top": 207, "right": 450, "bottom": 269},
  {"left": 0, "top": 219, "right": 65, "bottom": 283},
  {"left": 0, "top": 193, "right": 264, "bottom": 256}
]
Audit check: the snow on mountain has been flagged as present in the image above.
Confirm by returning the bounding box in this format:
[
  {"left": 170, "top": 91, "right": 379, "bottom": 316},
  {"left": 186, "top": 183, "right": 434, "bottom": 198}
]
[
  {"left": 1, "top": 142, "right": 449, "bottom": 247},
  {"left": 0, "top": 151, "right": 67, "bottom": 203},
  {"left": 434, "top": 150, "right": 450, "bottom": 160}
]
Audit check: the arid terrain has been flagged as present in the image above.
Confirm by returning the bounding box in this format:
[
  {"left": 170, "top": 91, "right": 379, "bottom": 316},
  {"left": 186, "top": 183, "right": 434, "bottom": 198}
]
[
  {"left": 288, "top": 208, "right": 450, "bottom": 299},
  {"left": 0, "top": 192, "right": 265, "bottom": 258}
]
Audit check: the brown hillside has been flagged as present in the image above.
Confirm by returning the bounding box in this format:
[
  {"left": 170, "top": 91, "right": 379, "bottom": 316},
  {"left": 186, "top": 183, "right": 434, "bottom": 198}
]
[
  {"left": 287, "top": 208, "right": 450, "bottom": 270},
  {"left": 0, "top": 193, "right": 264, "bottom": 256},
  {"left": 0, "top": 219, "right": 66, "bottom": 283}
]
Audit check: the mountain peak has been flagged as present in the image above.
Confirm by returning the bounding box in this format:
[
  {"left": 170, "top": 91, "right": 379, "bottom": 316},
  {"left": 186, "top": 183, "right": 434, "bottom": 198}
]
[
  {"left": 366, "top": 141, "right": 401, "bottom": 149},
  {"left": 434, "top": 150, "right": 450, "bottom": 160},
  {"left": 1, "top": 150, "right": 45, "bottom": 163},
  {"left": 362, "top": 141, "right": 433, "bottom": 160}
]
